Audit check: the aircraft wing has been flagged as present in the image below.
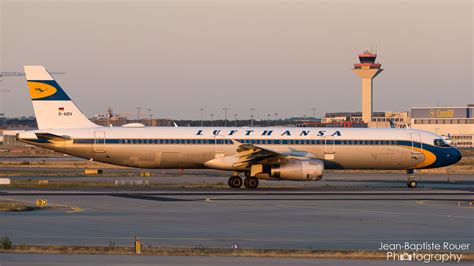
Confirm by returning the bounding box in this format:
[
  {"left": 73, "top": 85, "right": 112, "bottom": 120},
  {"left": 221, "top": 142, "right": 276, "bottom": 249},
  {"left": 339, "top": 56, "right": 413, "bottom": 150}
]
[{"left": 231, "top": 140, "right": 317, "bottom": 168}]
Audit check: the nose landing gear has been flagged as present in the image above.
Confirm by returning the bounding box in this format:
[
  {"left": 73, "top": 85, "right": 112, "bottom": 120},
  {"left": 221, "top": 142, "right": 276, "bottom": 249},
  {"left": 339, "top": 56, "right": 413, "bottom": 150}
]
[
  {"left": 407, "top": 180, "right": 417, "bottom": 188},
  {"left": 406, "top": 170, "right": 417, "bottom": 188}
]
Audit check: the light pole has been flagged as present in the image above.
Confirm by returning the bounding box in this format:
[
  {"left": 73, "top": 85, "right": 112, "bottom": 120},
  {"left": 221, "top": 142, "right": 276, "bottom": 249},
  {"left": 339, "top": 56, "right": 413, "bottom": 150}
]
[
  {"left": 311, "top": 108, "right": 317, "bottom": 119},
  {"left": 136, "top": 107, "right": 142, "bottom": 121},
  {"left": 250, "top": 108, "right": 255, "bottom": 126},
  {"left": 234, "top": 113, "right": 238, "bottom": 127},
  {"left": 210, "top": 113, "right": 214, "bottom": 126},
  {"left": 200, "top": 108, "right": 204, "bottom": 127},
  {"left": 147, "top": 108, "right": 152, "bottom": 126},
  {"left": 223, "top": 108, "right": 229, "bottom": 127}
]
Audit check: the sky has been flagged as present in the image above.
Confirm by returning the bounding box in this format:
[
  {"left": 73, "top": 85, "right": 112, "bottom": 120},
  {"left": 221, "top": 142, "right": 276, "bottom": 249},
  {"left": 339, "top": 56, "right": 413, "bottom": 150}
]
[{"left": 0, "top": 0, "right": 472, "bottom": 120}]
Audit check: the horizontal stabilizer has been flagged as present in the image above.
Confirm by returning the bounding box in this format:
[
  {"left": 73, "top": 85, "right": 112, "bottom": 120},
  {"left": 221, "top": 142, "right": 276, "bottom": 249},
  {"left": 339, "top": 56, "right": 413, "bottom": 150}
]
[{"left": 35, "top": 133, "right": 71, "bottom": 142}]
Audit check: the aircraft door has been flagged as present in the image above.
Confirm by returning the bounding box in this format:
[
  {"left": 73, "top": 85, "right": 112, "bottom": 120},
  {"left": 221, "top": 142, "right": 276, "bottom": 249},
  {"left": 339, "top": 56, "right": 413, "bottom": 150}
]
[
  {"left": 214, "top": 135, "right": 225, "bottom": 158},
  {"left": 410, "top": 133, "right": 423, "bottom": 154},
  {"left": 93, "top": 131, "right": 106, "bottom": 153},
  {"left": 324, "top": 136, "right": 335, "bottom": 160}
]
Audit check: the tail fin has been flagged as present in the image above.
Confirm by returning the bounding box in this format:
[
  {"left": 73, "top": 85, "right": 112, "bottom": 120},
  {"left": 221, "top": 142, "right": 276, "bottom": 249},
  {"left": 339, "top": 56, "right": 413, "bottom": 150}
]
[{"left": 24, "top": 65, "right": 98, "bottom": 129}]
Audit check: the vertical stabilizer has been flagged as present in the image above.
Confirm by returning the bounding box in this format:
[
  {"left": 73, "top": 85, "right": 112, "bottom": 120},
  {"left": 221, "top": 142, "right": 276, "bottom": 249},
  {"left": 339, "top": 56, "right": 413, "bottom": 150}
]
[{"left": 24, "top": 65, "right": 98, "bottom": 129}]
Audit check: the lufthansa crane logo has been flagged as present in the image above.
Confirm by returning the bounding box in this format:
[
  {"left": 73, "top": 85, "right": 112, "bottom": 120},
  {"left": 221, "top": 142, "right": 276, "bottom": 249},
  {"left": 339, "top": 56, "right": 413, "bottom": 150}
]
[
  {"left": 35, "top": 88, "right": 48, "bottom": 93},
  {"left": 28, "top": 81, "right": 57, "bottom": 99}
]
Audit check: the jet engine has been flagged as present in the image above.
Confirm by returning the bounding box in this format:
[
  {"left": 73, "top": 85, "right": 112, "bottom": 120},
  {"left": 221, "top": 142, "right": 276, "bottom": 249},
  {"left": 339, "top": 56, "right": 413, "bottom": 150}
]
[{"left": 270, "top": 159, "right": 324, "bottom": 181}]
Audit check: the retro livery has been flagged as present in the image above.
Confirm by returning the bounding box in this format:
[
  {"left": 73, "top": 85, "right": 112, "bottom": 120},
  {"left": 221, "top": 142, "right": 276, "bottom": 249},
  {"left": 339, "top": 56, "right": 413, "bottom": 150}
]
[{"left": 17, "top": 66, "right": 462, "bottom": 189}]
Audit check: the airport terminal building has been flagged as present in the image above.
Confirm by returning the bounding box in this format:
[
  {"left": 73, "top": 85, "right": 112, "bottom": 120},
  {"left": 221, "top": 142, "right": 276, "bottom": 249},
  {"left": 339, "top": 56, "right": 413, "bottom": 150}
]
[{"left": 411, "top": 104, "right": 474, "bottom": 148}]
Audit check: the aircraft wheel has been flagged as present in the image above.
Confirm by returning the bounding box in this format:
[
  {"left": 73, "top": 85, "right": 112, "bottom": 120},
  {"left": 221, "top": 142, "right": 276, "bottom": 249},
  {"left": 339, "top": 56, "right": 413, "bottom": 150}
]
[
  {"left": 244, "top": 177, "right": 259, "bottom": 189},
  {"left": 407, "top": 180, "right": 417, "bottom": 188},
  {"left": 228, "top": 176, "right": 243, "bottom": 189}
]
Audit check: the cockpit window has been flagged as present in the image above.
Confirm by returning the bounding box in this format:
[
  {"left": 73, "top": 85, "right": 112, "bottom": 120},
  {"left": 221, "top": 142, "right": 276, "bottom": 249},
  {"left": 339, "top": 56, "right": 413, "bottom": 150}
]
[{"left": 434, "top": 138, "right": 450, "bottom": 147}]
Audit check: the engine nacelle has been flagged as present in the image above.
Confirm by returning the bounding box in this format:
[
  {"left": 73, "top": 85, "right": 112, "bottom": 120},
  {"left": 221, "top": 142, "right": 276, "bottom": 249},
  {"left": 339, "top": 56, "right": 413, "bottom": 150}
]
[{"left": 270, "top": 159, "right": 324, "bottom": 181}]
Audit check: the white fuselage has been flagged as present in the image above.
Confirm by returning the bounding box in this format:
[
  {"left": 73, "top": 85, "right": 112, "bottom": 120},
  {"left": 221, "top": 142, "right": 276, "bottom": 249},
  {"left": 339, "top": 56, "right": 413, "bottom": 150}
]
[{"left": 18, "top": 126, "right": 460, "bottom": 171}]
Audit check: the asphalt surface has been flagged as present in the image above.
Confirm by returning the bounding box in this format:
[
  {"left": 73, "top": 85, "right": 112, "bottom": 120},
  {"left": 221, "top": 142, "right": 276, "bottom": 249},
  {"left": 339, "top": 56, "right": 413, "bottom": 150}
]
[
  {"left": 1, "top": 253, "right": 469, "bottom": 266},
  {"left": 0, "top": 172, "right": 473, "bottom": 265},
  {"left": 2, "top": 169, "right": 474, "bottom": 190},
  {"left": 1, "top": 187, "right": 473, "bottom": 250}
]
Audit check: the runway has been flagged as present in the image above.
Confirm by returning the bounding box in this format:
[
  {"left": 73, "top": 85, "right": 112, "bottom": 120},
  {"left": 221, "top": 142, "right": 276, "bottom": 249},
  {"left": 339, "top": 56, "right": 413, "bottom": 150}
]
[
  {"left": 1, "top": 187, "right": 473, "bottom": 251},
  {"left": 0, "top": 253, "right": 460, "bottom": 266},
  {"left": 1, "top": 189, "right": 473, "bottom": 201}
]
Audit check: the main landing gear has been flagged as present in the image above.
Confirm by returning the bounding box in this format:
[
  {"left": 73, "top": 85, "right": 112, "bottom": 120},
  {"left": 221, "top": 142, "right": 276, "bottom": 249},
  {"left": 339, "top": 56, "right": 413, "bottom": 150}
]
[
  {"left": 228, "top": 175, "right": 243, "bottom": 188},
  {"left": 406, "top": 169, "right": 417, "bottom": 188},
  {"left": 228, "top": 172, "right": 259, "bottom": 189},
  {"left": 244, "top": 176, "right": 259, "bottom": 189}
]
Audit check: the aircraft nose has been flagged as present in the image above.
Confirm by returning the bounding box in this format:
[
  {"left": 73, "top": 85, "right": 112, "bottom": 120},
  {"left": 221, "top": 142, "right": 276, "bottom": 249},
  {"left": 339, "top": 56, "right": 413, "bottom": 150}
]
[
  {"left": 443, "top": 148, "right": 462, "bottom": 167},
  {"left": 453, "top": 149, "right": 462, "bottom": 164}
]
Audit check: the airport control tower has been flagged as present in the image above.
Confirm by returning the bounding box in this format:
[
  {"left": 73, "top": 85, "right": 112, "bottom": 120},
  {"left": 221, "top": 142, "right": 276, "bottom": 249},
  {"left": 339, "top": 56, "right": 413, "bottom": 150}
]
[{"left": 352, "top": 51, "right": 383, "bottom": 123}]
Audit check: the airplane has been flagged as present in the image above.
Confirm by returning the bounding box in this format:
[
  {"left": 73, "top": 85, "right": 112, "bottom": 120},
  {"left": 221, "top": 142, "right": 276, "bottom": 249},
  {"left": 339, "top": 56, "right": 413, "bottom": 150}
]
[{"left": 17, "top": 66, "right": 463, "bottom": 189}]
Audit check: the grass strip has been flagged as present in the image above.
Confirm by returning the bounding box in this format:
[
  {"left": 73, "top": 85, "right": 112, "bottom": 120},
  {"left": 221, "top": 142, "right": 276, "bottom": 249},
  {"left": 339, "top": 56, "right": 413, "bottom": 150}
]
[
  {"left": 0, "top": 201, "right": 37, "bottom": 212},
  {"left": 1, "top": 245, "right": 473, "bottom": 260}
]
